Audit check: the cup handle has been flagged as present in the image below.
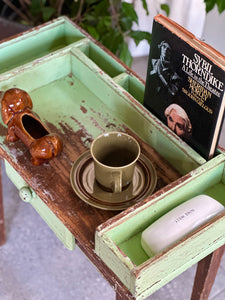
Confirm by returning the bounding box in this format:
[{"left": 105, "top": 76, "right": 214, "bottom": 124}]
[{"left": 111, "top": 171, "right": 122, "bottom": 193}]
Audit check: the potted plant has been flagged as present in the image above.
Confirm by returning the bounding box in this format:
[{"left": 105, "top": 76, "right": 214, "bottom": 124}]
[{"left": 0, "top": 0, "right": 169, "bottom": 66}]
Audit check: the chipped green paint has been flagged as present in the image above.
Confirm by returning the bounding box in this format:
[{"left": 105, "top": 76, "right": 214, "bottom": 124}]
[
  {"left": 4, "top": 160, "right": 75, "bottom": 250},
  {"left": 0, "top": 17, "right": 221, "bottom": 300},
  {"left": 0, "top": 17, "right": 85, "bottom": 74},
  {"left": 95, "top": 154, "right": 225, "bottom": 298},
  {"left": 0, "top": 46, "right": 205, "bottom": 175}
]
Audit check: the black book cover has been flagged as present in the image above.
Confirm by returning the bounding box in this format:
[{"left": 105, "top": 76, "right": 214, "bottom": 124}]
[{"left": 143, "top": 15, "right": 225, "bottom": 160}]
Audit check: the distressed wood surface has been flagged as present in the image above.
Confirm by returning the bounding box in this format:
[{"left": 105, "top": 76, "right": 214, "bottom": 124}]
[
  {"left": 191, "top": 245, "right": 225, "bottom": 300},
  {"left": 0, "top": 19, "right": 181, "bottom": 297},
  {"left": 0, "top": 18, "right": 223, "bottom": 300},
  {"left": 116, "top": 292, "right": 134, "bottom": 300},
  {"left": 95, "top": 154, "right": 225, "bottom": 299},
  {"left": 0, "top": 122, "right": 180, "bottom": 255},
  {"left": 0, "top": 158, "right": 5, "bottom": 246}
]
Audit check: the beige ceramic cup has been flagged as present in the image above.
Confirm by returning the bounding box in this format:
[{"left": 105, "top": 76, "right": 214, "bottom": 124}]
[{"left": 90, "top": 132, "right": 140, "bottom": 193}]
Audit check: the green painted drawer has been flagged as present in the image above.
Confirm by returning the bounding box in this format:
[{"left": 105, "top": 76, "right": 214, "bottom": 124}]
[
  {"left": 4, "top": 160, "right": 75, "bottom": 250},
  {"left": 0, "top": 40, "right": 204, "bottom": 176},
  {"left": 0, "top": 17, "right": 223, "bottom": 299},
  {"left": 0, "top": 17, "right": 86, "bottom": 74},
  {"left": 95, "top": 153, "right": 225, "bottom": 299}
]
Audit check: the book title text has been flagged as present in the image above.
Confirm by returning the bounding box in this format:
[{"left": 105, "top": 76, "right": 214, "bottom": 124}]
[{"left": 182, "top": 53, "right": 224, "bottom": 98}]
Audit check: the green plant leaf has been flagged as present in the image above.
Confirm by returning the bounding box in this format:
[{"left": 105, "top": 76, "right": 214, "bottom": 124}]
[
  {"left": 141, "top": 0, "right": 149, "bottom": 15},
  {"left": 216, "top": 0, "right": 225, "bottom": 13},
  {"left": 42, "top": 7, "right": 56, "bottom": 22},
  {"left": 129, "top": 30, "right": 151, "bottom": 46},
  {"left": 161, "top": 4, "right": 170, "bottom": 16},
  {"left": 83, "top": 14, "right": 96, "bottom": 24},
  {"left": 119, "top": 16, "right": 133, "bottom": 32},
  {"left": 9, "top": 0, "right": 160, "bottom": 67},
  {"left": 204, "top": 0, "right": 216, "bottom": 12},
  {"left": 118, "top": 41, "right": 133, "bottom": 67},
  {"left": 93, "top": 0, "right": 110, "bottom": 17},
  {"left": 85, "top": 0, "right": 101, "bottom": 4},
  {"left": 102, "top": 16, "right": 112, "bottom": 27},
  {"left": 30, "top": 0, "right": 42, "bottom": 16},
  {"left": 86, "top": 25, "right": 100, "bottom": 40},
  {"left": 101, "top": 29, "right": 123, "bottom": 54},
  {"left": 122, "top": 2, "right": 138, "bottom": 24}
]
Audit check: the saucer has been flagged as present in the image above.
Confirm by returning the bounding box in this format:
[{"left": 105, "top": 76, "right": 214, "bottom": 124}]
[{"left": 70, "top": 151, "right": 157, "bottom": 210}]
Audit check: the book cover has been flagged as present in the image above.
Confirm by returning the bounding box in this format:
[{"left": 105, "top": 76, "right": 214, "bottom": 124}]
[{"left": 143, "top": 14, "right": 225, "bottom": 160}]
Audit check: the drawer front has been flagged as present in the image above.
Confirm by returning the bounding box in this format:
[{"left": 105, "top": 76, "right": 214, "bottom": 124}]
[
  {"left": 4, "top": 160, "right": 75, "bottom": 250},
  {"left": 95, "top": 154, "right": 225, "bottom": 298}
]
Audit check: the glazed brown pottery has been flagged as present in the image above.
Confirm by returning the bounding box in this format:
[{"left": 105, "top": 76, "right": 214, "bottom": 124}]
[{"left": 1, "top": 88, "right": 62, "bottom": 165}]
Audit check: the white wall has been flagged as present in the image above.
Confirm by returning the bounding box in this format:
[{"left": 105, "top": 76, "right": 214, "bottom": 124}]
[
  {"left": 129, "top": 0, "right": 206, "bottom": 57},
  {"left": 202, "top": 7, "right": 225, "bottom": 55},
  {"left": 129, "top": 0, "right": 225, "bottom": 57},
  {"left": 168, "top": 0, "right": 205, "bottom": 38}
]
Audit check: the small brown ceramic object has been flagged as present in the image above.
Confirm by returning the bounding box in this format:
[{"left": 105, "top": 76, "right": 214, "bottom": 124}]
[{"left": 1, "top": 88, "right": 63, "bottom": 165}]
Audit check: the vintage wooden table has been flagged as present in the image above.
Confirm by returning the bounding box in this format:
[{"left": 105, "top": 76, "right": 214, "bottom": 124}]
[{"left": 0, "top": 17, "right": 224, "bottom": 300}]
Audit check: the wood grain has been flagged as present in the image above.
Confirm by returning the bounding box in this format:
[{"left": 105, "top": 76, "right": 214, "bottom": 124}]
[
  {"left": 191, "top": 245, "right": 225, "bottom": 300},
  {"left": 0, "top": 117, "right": 181, "bottom": 287},
  {"left": 0, "top": 158, "right": 6, "bottom": 246}
]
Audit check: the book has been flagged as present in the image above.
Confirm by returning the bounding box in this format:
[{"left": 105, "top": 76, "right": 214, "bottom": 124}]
[{"left": 143, "top": 14, "right": 225, "bottom": 160}]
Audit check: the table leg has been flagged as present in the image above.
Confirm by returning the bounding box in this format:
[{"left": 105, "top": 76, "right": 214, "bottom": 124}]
[
  {"left": 116, "top": 292, "right": 130, "bottom": 300},
  {"left": 0, "top": 158, "right": 6, "bottom": 246},
  {"left": 115, "top": 287, "right": 135, "bottom": 300},
  {"left": 191, "top": 245, "right": 225, "bottom": 300}
]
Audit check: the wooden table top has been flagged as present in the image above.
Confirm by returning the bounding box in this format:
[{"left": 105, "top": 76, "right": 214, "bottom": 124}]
[{"left": 0, "top": 18, "right": 181, "bottom": 299}]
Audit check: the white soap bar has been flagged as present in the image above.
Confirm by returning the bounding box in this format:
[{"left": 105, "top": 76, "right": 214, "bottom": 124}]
[{"left": 141, "top": 195, "right": 224, "bottom": 257}]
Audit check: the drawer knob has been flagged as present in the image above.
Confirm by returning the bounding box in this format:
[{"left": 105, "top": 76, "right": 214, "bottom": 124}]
[{"left": 19, "top": 186, "right": 33, "bottom": 203}]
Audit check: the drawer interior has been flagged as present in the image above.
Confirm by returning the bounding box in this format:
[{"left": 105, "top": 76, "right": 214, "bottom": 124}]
[
  {"left": 77, "top": 41, "right": 126, "bottom": 78},
  {"left": 0, "top": 17, "right": 85, "bottom": 74},
  {"left": 97, "top": 155, "right": 225, "bottom": 267},
  {"left": 77, "top": 41, "right": 145, "bottom": 103},
  {"left": 95, "top": 155, "right": 225, "bottom": 297},
  {"left": 114, "top": 73, "right": 145, "bottom": 104},
  {"left": 118, "top": 170, "right": 225, "bottom": 266},
  {"left": 0, "top": 46, "right": 204, "bottom": 176},
  {"left": 1, "top": 18, "right": 224, "bottom": 299}
]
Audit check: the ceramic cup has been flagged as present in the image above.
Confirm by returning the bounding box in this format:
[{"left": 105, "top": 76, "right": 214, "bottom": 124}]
[{"left": 90, "top": 132, "right": 140, "bottom": 193}]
